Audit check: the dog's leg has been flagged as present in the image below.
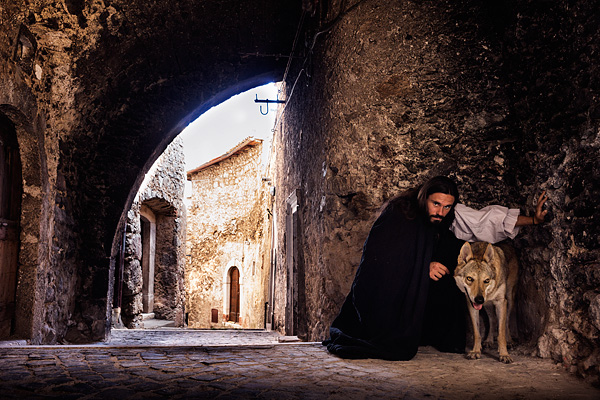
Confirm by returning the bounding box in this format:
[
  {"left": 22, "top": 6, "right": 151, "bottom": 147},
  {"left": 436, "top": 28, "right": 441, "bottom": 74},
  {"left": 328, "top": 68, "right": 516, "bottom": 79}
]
[
  {"left": 505, "top": 293, "right": 514, "bottom": 347},
  {"left": 467, "top": 302, "right": 482, "bottom": 360},
  {"left": 495, "top": 298, "right": 513, "bottom": 363},
  {"left": 483, "top": 304, "right": 496, "bottom": 349},
  {"left": 506, "top": 285, "right": 517, "bottom": 347}
]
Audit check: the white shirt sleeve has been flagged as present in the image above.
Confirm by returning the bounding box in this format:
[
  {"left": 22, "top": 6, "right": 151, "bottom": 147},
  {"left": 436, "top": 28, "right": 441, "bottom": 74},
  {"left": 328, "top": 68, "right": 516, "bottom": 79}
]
[{"left": 450, "top": 203, "right": 521, "bottom": 243}]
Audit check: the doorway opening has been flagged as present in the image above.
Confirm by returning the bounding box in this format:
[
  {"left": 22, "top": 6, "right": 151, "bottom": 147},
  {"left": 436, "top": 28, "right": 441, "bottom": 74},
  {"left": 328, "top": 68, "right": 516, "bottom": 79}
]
[
  {"left": 0, "top": 113, "right": 22, "bottom": 339},
  {"left": 285, "top": 189, "right": 306, "bottom": 338},
  {"left": 140, "top": 206, "right": 156, "bottom": 314}
]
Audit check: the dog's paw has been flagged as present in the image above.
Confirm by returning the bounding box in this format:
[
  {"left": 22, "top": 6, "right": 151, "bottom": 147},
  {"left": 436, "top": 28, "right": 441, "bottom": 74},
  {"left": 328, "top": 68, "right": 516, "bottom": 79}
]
[
  {"left": 499, "top": 354, "right": 513, "bottom": 364},
  {"left": 466, "top": 351, "right": 481, "bottom": 360},
  {"left": 482, "top": 340, "right": 495, "bottom": 349}
]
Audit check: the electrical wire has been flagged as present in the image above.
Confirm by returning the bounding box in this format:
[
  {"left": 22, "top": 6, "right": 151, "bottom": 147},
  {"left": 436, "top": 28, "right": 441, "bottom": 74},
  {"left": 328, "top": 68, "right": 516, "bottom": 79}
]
[
  {"left": 280, "top": 10, "right": 307, "bottom": 93},
  {"left": 272, "top": 0, "right": 369, "bottom": 131}
]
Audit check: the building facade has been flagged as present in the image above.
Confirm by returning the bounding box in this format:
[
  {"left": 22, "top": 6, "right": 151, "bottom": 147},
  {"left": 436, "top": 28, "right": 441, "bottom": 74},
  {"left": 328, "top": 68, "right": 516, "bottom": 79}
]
[{"left": 186, "top": 138, "right": 271, "bottom": 329}]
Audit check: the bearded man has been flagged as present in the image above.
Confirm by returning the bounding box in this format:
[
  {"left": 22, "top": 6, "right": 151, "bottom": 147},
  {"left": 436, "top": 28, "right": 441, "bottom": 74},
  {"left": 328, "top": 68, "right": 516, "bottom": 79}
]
[{"left": 323, "top": 176, "right": 547, "bottom": 360}]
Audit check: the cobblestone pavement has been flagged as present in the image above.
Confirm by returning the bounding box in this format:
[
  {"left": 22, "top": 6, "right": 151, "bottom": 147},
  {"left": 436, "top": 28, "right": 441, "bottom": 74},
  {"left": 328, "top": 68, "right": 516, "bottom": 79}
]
[{"left": 0, "top": 328, "right": 599, "bottom": 399}]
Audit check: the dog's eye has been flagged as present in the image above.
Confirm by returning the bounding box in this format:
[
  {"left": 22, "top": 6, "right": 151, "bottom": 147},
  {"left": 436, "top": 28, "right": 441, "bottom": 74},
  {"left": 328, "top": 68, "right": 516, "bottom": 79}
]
[
  {"left": 466, "top": 277, "right": 474, "bottom": 283},
  {"left": 484, "top": 279, "right": 490, "bottom": 284}
]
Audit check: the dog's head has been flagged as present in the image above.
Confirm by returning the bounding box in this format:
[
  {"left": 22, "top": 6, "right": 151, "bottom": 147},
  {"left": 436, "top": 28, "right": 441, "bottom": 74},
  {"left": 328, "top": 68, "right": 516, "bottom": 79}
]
[{"left": 454, "top": 242, "right": 498, "bottom": 311}]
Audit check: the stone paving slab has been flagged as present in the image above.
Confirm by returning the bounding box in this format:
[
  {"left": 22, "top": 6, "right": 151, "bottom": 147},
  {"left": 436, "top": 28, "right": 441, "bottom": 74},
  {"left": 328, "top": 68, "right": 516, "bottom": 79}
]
[
  {"left": 0, "top": 329, "right": 598, "bottom": 399},
  {"left": 106, "top": 328, "right": 284, "bottom": 347}
]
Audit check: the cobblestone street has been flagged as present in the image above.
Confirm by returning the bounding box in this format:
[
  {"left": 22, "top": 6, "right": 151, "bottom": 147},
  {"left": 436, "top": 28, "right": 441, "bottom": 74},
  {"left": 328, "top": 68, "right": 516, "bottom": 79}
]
[{"left": 0, "top": 328, "right": 598, "bottom": 399}]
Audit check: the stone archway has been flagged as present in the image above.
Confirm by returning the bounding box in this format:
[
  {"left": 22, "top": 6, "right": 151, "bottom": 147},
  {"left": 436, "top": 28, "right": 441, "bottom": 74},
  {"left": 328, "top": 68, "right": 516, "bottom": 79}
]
[
  {"left": 2, "top": 0, "right": 303, "bottom": 343},
  {"left": 121, "top": 197, "right": 185, "bottom": 328}
]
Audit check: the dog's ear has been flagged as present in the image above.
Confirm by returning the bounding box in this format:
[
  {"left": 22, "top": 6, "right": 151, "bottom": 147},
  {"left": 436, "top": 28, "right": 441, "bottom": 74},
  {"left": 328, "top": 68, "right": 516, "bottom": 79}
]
[
  {"left": 483, "top": 243, "right": 495, "bottom": 263},
  {"left": 458, "top": 242, "right": 473, "bottom": 265}
]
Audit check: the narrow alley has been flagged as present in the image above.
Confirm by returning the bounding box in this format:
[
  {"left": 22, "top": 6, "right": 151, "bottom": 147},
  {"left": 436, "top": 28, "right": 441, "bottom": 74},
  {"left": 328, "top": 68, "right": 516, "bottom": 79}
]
[{"left": 0, "top": 329, "right": 598, "bottom": 399}]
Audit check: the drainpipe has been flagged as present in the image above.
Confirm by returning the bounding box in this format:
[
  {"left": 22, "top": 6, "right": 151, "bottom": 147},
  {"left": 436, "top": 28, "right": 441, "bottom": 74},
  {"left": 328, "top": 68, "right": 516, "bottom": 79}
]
[
  {"left": 112, "top": 222, "right": 126, "bottom": 327},
  {"left": 267, "top": 186, "right": 277, "bottom": 330},
  {"left": 118, "top": 224, "right": 126, "bottom": 307}
]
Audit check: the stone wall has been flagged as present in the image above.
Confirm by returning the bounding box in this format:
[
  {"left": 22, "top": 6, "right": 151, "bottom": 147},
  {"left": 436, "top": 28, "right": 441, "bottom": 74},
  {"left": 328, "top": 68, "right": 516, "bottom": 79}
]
[
  {"left": 1, "top": 3, "right": 81, "bottom": 343},
  {"left": 119, "top": 137, "right": 186, "bottom": 328},
  {"left": 502, "top": 1, "right": 600, "bottom": 381},
  {"left": 186, "top": 139, "right": 270, "bottom": 329},
  {"left": 273, "top": 0, "right": 517, "bottom": 341},
  {"left": 272, "top": 0, "right": 599, "bottom": 384}
]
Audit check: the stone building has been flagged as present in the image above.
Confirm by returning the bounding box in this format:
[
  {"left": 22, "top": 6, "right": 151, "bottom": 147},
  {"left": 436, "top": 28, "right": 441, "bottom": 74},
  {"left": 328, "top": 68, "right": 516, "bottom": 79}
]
[
  {"left": 1, "top": 0, "right": 599, "bottom": 386},
  {"left": 186, "top": 138, "right": 271, "bottom": 329},
  {"left": 116, "top": 137, "right": 187, "bottom": 329}
]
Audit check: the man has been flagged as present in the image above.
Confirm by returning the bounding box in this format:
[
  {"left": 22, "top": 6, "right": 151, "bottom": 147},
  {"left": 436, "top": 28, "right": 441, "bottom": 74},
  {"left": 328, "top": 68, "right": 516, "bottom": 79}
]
[{"left": 323, "top": 176, "right": 547, "bottom": 360}]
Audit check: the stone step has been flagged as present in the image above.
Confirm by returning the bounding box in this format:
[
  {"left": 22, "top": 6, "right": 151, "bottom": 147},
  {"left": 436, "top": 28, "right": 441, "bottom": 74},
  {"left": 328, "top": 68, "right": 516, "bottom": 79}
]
[{"left": 277, "top": 336, "right": 301, "bottom": 343}]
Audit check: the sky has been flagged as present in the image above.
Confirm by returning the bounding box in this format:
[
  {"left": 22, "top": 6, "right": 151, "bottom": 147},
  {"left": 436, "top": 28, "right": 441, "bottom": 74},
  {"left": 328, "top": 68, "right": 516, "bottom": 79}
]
[
  {"left": 178, "top": 82, "right": 279, "bottom": 202},
  {"left": 180, "top": 83, "right": 279, "bottom": 173}
]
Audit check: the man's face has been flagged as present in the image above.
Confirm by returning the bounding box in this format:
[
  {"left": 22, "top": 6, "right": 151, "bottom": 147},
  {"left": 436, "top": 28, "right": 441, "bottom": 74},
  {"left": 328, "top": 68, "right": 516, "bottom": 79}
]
[{"left": 426, "top": 192, "right": 455, "bottom": 224}]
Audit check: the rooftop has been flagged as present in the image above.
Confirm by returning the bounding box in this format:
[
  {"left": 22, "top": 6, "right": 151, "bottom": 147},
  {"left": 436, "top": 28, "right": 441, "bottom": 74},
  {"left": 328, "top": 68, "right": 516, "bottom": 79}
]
[{"left": 186, "top": 136, "right": 263, "bottom": 179}]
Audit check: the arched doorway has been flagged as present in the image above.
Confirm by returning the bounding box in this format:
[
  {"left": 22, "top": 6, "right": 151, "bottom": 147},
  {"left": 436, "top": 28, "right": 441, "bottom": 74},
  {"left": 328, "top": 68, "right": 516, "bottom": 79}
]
[
  {"left": 229, "top": 267, "right": 240, "bottom": 323},
  {"left": 0, "top": 114, "right": 22, "bottom": 338}
]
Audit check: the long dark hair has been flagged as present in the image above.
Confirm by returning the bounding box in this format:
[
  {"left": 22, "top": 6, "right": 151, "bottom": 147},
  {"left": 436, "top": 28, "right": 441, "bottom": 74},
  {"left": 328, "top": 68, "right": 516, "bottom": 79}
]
[
  {"left": 417, "top": 176, "right": 459, "bottom": 214},
  {"left": 384, "top": 176, "right": 459, "bottom": 224}
]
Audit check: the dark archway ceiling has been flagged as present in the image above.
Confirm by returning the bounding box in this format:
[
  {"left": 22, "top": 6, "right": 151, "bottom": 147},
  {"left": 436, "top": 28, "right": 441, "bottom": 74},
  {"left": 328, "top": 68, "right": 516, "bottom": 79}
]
[
  {"left": 67, "top": 0, "right": 302, "bottom": 230},
  {"left": 71, "top": 0, "right": 302, "bottom": 190},
  {"left": 56, "top": 0, "right": 303, "bottom": 323}
]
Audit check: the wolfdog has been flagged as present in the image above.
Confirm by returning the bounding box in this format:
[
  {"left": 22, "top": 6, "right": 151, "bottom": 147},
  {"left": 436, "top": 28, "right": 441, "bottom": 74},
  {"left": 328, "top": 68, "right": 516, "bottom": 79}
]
[{"left": 454, "top": 241, "right": 519, "bottom": 363}]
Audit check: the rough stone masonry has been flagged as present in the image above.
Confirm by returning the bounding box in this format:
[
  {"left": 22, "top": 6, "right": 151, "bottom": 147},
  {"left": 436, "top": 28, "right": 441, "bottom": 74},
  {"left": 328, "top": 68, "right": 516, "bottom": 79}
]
[
  {"left": 120, "top": 137, "right": 186, "bottom": 329},
  {"left": 271, "top": 0, "right": 600, "bottom": 385}
]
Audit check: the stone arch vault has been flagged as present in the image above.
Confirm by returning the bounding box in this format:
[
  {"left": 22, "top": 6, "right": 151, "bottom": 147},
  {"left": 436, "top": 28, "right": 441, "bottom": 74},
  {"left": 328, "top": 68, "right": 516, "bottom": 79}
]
[{"left": 0, "top": 0, "right": 302, "bottom": 344}]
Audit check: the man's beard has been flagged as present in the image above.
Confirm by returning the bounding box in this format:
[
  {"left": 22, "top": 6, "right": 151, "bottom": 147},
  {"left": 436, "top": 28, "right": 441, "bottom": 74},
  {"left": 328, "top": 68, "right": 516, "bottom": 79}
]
[{"left": 429, "top": 215, "right": 444, "bottom": 224}]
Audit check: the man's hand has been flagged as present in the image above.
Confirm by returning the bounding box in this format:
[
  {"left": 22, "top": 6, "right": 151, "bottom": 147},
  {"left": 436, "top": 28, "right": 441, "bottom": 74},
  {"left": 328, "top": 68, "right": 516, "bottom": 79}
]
[
  {"left": 430, "top": 262, "right": 449, "bottom": 281},
  {"left": 534, "top": 191, "right": 548, "bottom": 224}
]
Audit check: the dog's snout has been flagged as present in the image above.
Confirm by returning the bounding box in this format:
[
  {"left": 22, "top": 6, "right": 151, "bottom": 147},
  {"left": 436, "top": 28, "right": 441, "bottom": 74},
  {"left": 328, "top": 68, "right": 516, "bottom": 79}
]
[{"left": 474, "top": 295, "right": 485, "bottom": 305}]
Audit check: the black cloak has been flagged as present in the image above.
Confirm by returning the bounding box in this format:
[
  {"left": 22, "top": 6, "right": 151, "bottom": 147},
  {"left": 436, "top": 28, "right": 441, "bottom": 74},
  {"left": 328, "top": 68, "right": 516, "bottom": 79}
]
[
  {"left": 421, "top": 226, "right": 467, "bottom": 353},
  {"left": 323, "top": 199, "right": 466, "bottom": 360}
]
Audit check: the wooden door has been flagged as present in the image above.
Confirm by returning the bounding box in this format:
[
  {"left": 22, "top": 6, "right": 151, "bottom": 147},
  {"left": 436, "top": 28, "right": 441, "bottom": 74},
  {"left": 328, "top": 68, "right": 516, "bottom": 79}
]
[
  {"left": 229, "top": 267, "right": 240, "bottom": 323},
  {"left": 0, "top": 115, "right": 22, "bottom": 338}
]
